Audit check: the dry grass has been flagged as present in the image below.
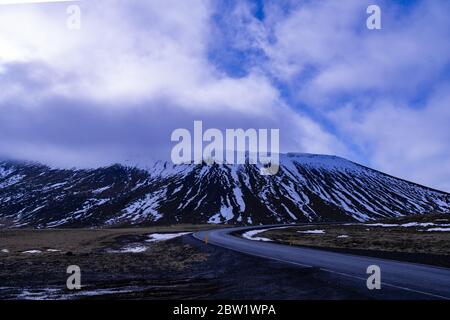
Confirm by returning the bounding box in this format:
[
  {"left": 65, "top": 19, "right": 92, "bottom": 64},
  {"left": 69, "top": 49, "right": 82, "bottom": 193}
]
[
  {"left": 0, "top": 224, "right": 215, "bottom": 255},
  {"left": 0, "top": 225, "right": 212, "bottom": 290},
  {"left": 261, "top": 214, "right": 450, "bottom": 256}
]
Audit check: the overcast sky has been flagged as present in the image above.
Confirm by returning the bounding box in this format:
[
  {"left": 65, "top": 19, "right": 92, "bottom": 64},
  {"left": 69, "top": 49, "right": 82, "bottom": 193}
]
[{"left": 0, "top": 0, "right": 449, "bottom": 191}]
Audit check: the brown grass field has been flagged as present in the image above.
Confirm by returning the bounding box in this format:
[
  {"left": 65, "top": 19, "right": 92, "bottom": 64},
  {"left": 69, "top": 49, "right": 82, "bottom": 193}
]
[{"left": 260, "top": 214, "right": 450, "bottom": 256}]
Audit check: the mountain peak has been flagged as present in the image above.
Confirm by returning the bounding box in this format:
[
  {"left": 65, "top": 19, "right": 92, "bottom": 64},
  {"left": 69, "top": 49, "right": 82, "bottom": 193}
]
[{"left": 0, "top": 155, "right": 449, "bottom": 228}]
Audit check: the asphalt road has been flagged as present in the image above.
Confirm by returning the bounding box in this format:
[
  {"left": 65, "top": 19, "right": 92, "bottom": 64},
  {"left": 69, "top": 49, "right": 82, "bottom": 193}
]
[{"left": 193, "top": 225, "right": 450, "bottom": 300}]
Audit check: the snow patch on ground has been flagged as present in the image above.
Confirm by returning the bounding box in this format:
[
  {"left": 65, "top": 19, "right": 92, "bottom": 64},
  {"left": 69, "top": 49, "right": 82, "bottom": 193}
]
[
  {"left": 424, "top": 227, "right": 450, "bottom": 232},
  {"left": 298, "top": 229, "right": 325, "bottom": 234},
  {"left": 115, "top": 190, "right": 164, "bottom": 224},
  {"left": 208, "top": 213, "right": 222, "bottom": 224},
  {"left": 16, "top": 288, "right": 62, "bottom": 300},
  {"left": 0, "top": 174, "right": 24, "bottom": 188},
  {"left": 363, "top": 223, "right": 398, "bottom": 227},
  {"left": 242, "top": 226, "right": 290, "bottom": 242},
  {"left": 146, "top": 232, "right": 191, "bottom": 242},
  {"left": 92, "top": 185, "right": 113, "bottom": 194},
  {"left": 364, "top": 222, "right": 450, "bottom": 228},
  {"left": 22, "top": 250, "right": 42, "bottom": 254},
  {"left": 242, "top": 229, "right": 273, "bottom": 242},
  {"left": 217, "top": 205, "right": 234, "bottom": 223},
  {"left": 400, "top": 222, "right": 435, "bottom": 227},
  {"left": 8, "top": 285, "right": 156, "bottom": 300},
  {"left": 109, "top": 244, "right": 148, "bottom": 253},
  {"left": 233, "top": 185, "right": 246, "bottom": 212},
  {"left": 42, "top": 182, "right": 67, "bottom": 191}
]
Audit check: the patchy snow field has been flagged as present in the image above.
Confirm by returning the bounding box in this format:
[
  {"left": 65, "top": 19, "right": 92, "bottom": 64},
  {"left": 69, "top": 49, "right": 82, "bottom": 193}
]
[
  {"left": 254, "top": 214, "right": 450, "bottom": 262},
  {"left": 108, "top": 232, "right": 192, "bottom": 253},
  {"left": 364, "top": 222, "right": 450, "bottom": 232}
]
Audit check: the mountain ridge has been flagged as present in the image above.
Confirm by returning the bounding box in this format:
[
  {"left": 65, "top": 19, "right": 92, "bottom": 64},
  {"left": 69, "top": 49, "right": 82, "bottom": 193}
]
[{"left": 0, "top": 153, "right": 449, "bottom": 228}]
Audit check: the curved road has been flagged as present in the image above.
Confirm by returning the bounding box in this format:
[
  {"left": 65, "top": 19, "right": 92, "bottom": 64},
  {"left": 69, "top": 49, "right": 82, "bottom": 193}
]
[{"left": 193, "top": 226, "right": 450, "bottom": 300}]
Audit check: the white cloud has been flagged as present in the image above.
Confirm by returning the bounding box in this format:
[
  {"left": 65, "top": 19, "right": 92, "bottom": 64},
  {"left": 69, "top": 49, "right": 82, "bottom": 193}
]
[
  {"left": 2, "top": 0, "right": 448, "bottom": 193},
  {"left": 262, "top": 0, "right": 450, "bottom": 105},
  {"left": 330, "top": 85, "right": 450, "bottom": 192},
  {"left": 0, "top": 0, "right": 346, "bottom": 167},
  {"left": 250, "top": 0, "right": 450, "bottom": 190}
]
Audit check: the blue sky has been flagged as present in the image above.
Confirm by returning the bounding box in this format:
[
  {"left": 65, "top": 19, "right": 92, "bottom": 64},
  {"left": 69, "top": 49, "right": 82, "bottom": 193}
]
[{"left": 0, "top": 0, "right": 449, "bottom": 191}]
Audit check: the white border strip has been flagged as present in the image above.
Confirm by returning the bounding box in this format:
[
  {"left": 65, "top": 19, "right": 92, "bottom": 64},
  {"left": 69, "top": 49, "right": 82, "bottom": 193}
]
[{"left": 0, "top": 0, "right": 78, "bottom": 5}]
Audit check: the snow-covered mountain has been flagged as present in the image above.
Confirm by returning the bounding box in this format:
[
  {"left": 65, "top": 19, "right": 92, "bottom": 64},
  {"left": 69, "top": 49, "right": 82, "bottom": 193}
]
[{"left": 0, "top": 153, "right": 449, "bottom": 228}]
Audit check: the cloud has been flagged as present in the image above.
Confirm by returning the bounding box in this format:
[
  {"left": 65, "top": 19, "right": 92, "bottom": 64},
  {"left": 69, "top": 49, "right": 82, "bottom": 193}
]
[
  {"left": 0, "top": 0, "right": 346, "bottom": 167},
  {"left": 0, "top": 92, "right": 345, "bottom": 167},
  {"left": 330, "top": 84, "right": 450, "bottom": 192},
  {"left": 1, "top": 0, "right": 449, "bottom": 192},
  {"left": 262, "top": 0, "right": 450, "bottom": 105},
  {"left": 246, "top": 0, "right": 450, "bottom": 191},
  {"left": 0, "top": 0, "right": 212, "bottom": 103}
]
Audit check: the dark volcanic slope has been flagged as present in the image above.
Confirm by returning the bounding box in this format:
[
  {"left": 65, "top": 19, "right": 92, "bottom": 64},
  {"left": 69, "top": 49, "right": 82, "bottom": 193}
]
[{"left": 0, "top": 154, "right": 449, "bottom": 228}]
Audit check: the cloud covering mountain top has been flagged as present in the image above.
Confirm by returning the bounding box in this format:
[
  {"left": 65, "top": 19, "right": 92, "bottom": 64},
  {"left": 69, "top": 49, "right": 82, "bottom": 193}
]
[{"left": 0, "top": 0, "right": 449, "bottom": 191}]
